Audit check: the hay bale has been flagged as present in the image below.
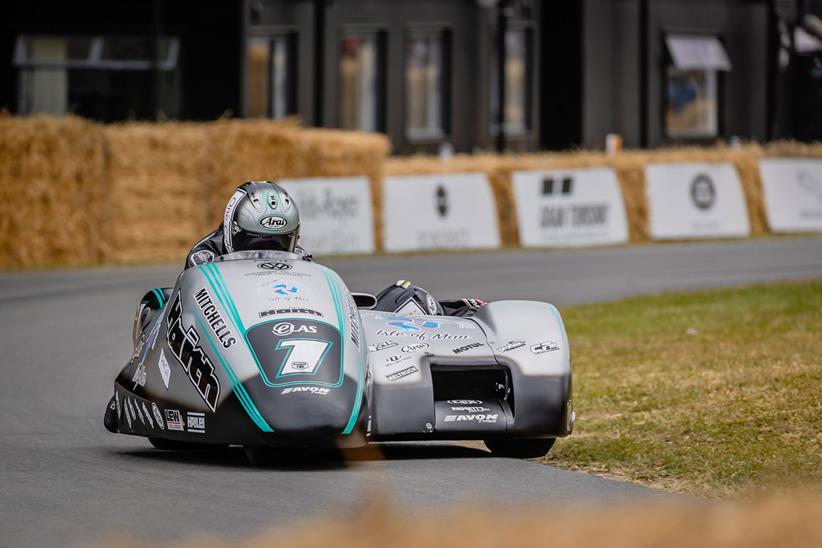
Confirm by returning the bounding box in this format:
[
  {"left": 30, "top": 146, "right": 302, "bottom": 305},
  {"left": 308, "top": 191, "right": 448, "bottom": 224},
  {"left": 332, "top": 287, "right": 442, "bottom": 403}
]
[
  {"left": 104, "top": 122, "right": 213, "bottom": 264},
  {"left": 208, "top": 120, "right": 389, "bottom": 248},
  {"left": 0, "top": 115, "right": 107, "bottom": 268}
]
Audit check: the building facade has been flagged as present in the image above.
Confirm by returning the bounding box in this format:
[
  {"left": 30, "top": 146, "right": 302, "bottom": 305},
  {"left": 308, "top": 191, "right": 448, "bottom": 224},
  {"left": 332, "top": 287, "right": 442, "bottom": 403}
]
[{"left": 2, "top": 0, "right": 820, "bottom": 152}]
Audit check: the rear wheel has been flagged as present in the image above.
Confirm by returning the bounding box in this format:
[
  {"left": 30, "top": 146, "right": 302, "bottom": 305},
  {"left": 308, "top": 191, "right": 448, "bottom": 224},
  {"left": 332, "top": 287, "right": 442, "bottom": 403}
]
[
  {"left": 484, "top": 438, "right": 555, "bottom": 459},
  {"left": 148, "top": 437, "right": 225, "bottom": 451}
]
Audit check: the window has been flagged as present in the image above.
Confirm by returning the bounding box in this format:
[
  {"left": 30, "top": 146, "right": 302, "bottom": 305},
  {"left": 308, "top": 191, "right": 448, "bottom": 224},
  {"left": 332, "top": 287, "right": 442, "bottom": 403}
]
[
  {"left": 405, "top": 30, "right": 449, "bottom": 140},
  {"left": 339, "top": 32, "right": 384, "bottom": 132},
  {"left": 490, "top": 29, "right": 532, "bottom": 136},
  {"left": 13, "top": 35, "right": 180, "bottom": 120},
  {"left": 245, "top": 34, "right": 296, "bottom": 119},
  {"left": 664, "top": 35, "right": 731, "bottom": 139}
]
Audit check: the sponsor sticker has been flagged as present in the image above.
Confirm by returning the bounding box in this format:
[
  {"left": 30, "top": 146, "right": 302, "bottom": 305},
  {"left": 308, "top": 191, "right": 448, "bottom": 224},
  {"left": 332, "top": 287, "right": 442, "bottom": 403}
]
[
  {"left": 165, "top": 409, "right": 184, "bottom": 431},
  {"left": 134, "top": 400, "right": 146, "bottom": 425},
  {"left": 166, "top": 293, "right": 221, "bottom": 411},
  {"left": 131, "top": 362, "right": 146, "bottom": 389},
  {"left": 281, "top": 386, "right": 330, "bottom": 396},
  {"left": 447, "top": 399, "right": 484, "bottom": 405},
  {"left": 346, "top": 294, "right": 360, "bottom": 348},
  {"left": 395, "top": 298, "right": 427, "bottom": 316},
  {"left": 401, "top": 343, "right": 429, "bottom": 353},
  {"left": 426, "top": 294, "right": 439, "bottom": 315},
  {"left": 257, "top": 262, "right": 292, "bottom": 271},
  {"left": 272, "top": 321, "right": 318, "bottom": 336},
  {"left": 386, "top": 366, "right": 419, "bottom": 382},
  {"left": 444, "top": 414, "right": 499, "bottom": 424},
  {"left": 450, "top": 406, "right": 491, "bottom": 413},
  {"left": 375, "top": 330, "right": 470, "bottom": 341},
  {"left": 187, "top": 412, "right": 206, "bottom": 434},
  {"left": 151, "top": 403, "right": 165, "bottom": 430},
  {"left": 194, "top": 288, "right": 237, "bottom": 349},
  {"left": 368, "top": 340, "right": 398, "bottom": 352},
  {"left": 496, "top": 340, "right": 526, "bottom": 353},
  {"left": 190, "top": 250, "right": 215, "bottom": 266},
  {"left": 259, "top": 215, "right": 288, "bottom": 230},
  {"left": 124, "top": 399, "right": 133, "bottom": 429},
  {"left": 452, "top": 342, "right": 483, "bottom": 354},
  {"left": 157, "top": 349, "right": 171, "bottom": 390},
  {"left": 259, "top": 307, "right": 322, "bottom": 318},
  {"left": 530, "top": 341, "right": 560, "bottom": 354},
  {"left": 142, "top": 402, "right": 154, "bottom": 429},
  {"left": 385, "top": 354, "right": 411, "bottom": 366}
]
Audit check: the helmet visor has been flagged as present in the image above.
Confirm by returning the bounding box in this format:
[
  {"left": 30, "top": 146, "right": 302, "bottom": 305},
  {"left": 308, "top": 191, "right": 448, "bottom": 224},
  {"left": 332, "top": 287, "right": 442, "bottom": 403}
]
[{"left": 232, "top": 228, "right": 298, "bottom": 253}]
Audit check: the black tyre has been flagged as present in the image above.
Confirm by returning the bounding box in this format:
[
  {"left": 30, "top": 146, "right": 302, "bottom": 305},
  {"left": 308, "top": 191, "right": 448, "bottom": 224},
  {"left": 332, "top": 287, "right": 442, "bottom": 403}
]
[
  {"left": 484, "top": 438, "right": 555, "bottom": 459},
  {"left": 148, "top": 437, "right": 225, "bottom": 451}
]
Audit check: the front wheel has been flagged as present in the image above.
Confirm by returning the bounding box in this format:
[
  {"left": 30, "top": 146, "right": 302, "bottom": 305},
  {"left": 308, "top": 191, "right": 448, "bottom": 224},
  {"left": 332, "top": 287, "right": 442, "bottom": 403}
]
[{"left": 484, "top": 438, "right": 555, "bottom": 459}]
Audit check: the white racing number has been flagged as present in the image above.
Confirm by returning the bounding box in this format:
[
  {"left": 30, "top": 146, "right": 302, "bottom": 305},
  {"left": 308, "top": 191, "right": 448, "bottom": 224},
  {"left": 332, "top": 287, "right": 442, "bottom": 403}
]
[{"left": 276, "top": 339, "right": 331, "bottom": 377}]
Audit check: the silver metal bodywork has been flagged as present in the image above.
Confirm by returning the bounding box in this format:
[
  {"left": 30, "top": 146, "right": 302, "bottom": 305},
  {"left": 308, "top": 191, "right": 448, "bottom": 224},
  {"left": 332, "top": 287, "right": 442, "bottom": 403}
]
[{"left": 110, "top": 251, "right": 573, "bottom": 448}]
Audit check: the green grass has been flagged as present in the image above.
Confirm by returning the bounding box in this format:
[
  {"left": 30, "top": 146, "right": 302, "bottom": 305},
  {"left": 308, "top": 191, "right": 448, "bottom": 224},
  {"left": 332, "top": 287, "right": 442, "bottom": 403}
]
[{"left": 542, "top": 281, "right": 822, "bottom": 497}]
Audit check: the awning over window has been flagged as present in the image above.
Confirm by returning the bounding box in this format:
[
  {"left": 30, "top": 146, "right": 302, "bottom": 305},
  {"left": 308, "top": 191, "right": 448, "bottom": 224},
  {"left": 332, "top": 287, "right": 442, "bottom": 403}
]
[{"left": 666, "top": 35, "right": 732, "bottom": 71}]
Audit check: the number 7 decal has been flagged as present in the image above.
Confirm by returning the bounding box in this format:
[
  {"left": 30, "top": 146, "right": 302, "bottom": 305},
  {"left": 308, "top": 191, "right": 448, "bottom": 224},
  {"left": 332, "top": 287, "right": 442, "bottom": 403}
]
[{"left": 275, "top": 339, "right": 332, "bottom": 377}]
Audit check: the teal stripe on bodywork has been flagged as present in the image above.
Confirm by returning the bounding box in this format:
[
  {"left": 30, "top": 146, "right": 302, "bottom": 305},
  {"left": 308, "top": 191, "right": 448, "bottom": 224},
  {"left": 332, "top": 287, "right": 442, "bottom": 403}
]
[
  {"left": 152, "top": 288, "right": 165, "bottom": 307},
  {"left": 196, "top": 265, "right": 274, "bottom": 432},
  {"left": 548, "top": 304, "right": 570, "bottom": 353},
  {"left": 208, "top": 264, "right": 247, "bottom": 334},
  {"left": 195, "top": 316, "right": 274, "bottom": 433},
  {"left": 322, "top": 269, "right": 365, "bottom": 435}
]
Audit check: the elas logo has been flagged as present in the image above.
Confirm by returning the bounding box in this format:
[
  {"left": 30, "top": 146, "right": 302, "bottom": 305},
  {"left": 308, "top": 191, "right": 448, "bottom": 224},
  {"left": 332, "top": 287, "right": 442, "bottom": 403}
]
[
  {"left": 272, "top": 322, "right": 318, "bottom": 336},
  {"left": 259, "top": 215, "right": 287, "bottom": 229}
]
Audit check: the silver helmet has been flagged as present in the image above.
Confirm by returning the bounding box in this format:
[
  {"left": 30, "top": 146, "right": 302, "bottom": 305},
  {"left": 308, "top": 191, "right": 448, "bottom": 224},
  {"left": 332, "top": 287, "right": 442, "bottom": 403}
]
[{"left": 223, "top": 181, "right": 300, "bottom": 253}]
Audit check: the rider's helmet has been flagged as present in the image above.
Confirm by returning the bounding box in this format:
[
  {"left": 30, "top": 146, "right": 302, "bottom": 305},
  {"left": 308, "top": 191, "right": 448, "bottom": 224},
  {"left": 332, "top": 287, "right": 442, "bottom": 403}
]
[
  {"left": 374, "top": 280, "right": 443, "bottom": 316},
  {"left": 223, "top": 181, "right": 300, "bottom": 254}
]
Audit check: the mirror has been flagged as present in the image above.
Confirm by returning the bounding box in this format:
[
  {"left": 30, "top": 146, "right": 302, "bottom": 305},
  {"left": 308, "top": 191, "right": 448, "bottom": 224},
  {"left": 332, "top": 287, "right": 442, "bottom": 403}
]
[{"left": 351, "top": 292, "right": 378, "bottom": 310}]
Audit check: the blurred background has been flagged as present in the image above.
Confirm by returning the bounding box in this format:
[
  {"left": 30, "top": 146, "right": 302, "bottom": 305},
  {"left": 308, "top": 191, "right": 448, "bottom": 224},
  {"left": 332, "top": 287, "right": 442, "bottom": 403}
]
[{"left": 3, "top": 0, "right": 822, "bottom": 153}]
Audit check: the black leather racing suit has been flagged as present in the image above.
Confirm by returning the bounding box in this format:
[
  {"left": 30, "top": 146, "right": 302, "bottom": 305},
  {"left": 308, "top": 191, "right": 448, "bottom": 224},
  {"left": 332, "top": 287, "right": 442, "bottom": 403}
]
[
  {"left": 183, "top": 224, "right": 313, "bottom": 270},
  {"left": 179, "top": 225, "right": 482, "bottom": 318}
]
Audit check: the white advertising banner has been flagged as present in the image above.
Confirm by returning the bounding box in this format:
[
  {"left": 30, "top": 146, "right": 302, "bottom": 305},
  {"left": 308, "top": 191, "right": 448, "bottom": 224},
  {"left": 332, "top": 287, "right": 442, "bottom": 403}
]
[
  {"left": 512, "top": 167, "right": 629, "bottom": 247},
  {"left": 383, "top": 173, "right": 501, "bottom": 252},
  {"left": 759, "top": 158, "right": 822, "bottom": 232},
  {"left": 279, "top": 177, "right": 375, "bottom": 255},
  {"left": 645, "top": 163, "right": 750, "bottom": 239}
]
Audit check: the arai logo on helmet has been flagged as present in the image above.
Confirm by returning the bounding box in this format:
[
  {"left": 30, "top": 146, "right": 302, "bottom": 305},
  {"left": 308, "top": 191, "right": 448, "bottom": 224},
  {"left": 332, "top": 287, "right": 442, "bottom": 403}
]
[
  {"left": 272, "top": 322, "right": 318, "bottom": 336},
  {"left": 259, "top": 215, "right": 288, "bottom": 230}
]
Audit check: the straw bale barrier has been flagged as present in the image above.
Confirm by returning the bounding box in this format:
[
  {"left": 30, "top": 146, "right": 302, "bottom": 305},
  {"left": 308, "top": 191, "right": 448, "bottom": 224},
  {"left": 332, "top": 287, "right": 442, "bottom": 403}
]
[
  {"left": 0, "top": 115, "right": 107, "bottom": 268},
  {"left": 207, "top": 120, "right": 389, "bottom": 247},
  {"left": 104, "top": 122, "right": 213, "bottom": 264},
  {"left": 386, "top": 143, "right": 822, "bottom": 244},
  {"left": 1, "top": 111, "right": 820, "bottom": 269}
]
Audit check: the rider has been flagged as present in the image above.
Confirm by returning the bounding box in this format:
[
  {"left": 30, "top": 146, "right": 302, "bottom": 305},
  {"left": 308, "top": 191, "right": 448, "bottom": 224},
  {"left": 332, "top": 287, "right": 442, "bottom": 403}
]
[
  {"left": 184, "top": 181, "right": 310, "bottom": 269},
  {"left": 135, "top": 180, "right": 484, "bottom": 336}
]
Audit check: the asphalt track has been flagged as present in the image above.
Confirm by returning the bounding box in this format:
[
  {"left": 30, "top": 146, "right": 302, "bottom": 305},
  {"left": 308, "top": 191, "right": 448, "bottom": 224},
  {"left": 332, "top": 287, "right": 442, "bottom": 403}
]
[{"left": 2, "top": 237, "right": 821, "bottom": 546}]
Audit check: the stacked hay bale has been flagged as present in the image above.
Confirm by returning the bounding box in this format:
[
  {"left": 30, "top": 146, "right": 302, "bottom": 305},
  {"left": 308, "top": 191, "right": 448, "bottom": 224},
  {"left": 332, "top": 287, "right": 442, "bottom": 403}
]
[
  {"left": 104, "top": 122, "right": 212, "bottom": 264},
  {"left": 0, "top": 115, "right": 107, "bottom": 268},
  {"left": 207, "top": 120, "right": 389, "bottom": 247}
]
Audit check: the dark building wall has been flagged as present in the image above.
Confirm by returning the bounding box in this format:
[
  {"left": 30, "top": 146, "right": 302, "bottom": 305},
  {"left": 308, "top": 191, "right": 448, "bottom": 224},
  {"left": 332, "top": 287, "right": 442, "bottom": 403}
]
[
  {"left": 3, "top": 0, "right": 242, "bottom": 120},
  {"left": 645, "top": 0, "right": 770, "bottom": 146},
  {"left": 579, "top": 0, "right": 772, "bottom": 149},
  {"left": 314, "top": 0, "right": 539, "bottom": 153}
]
